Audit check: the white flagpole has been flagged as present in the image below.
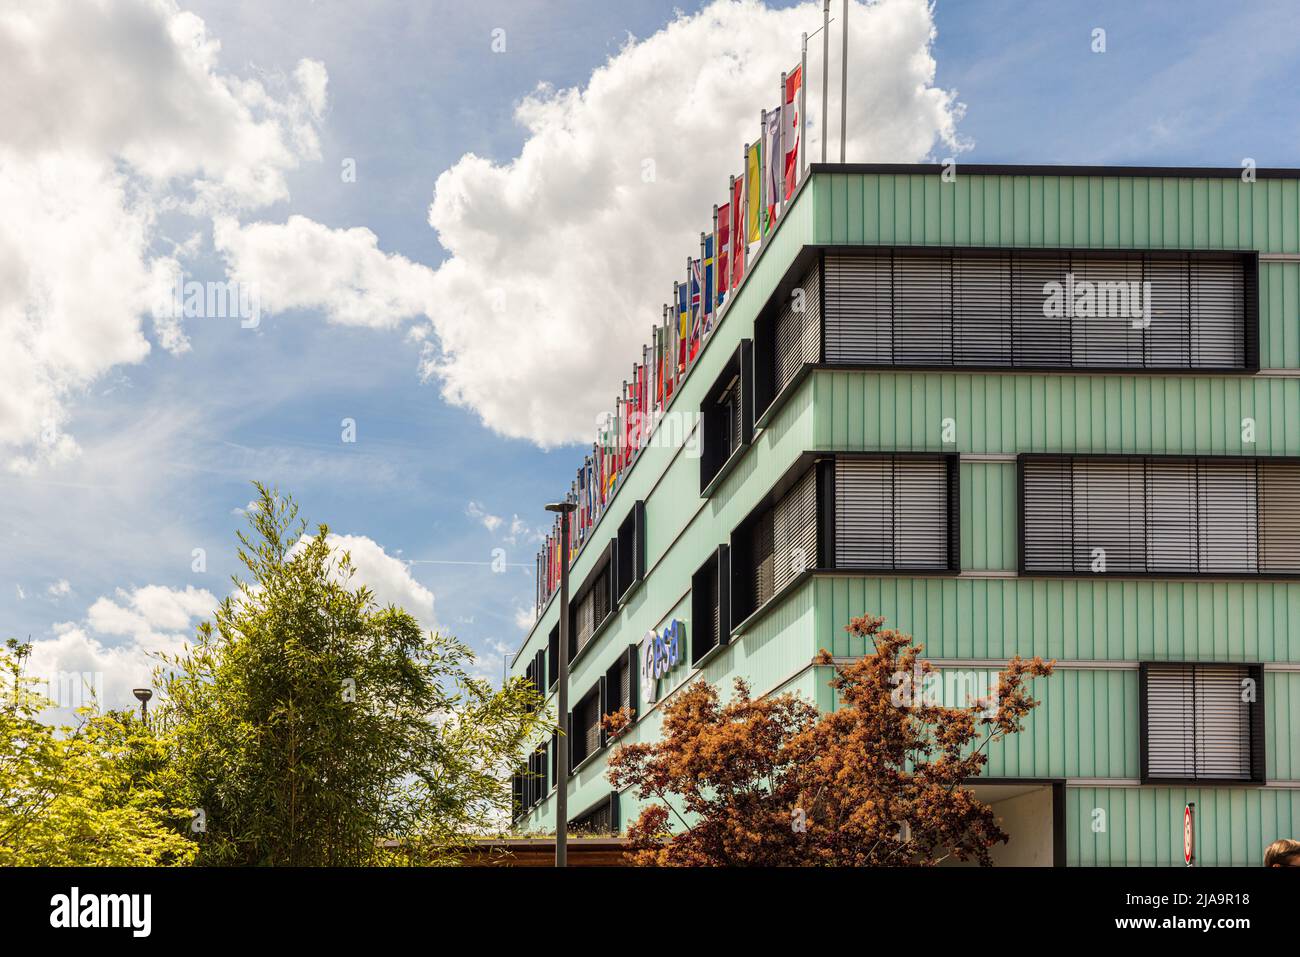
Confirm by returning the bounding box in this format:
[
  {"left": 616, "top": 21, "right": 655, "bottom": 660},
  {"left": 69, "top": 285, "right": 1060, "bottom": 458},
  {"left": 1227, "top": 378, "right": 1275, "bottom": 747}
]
[
  {"left": 800, "top": 33, "right": 808, "bottom": 181},
  {"left": 759, "top": 109, "right": 767, "bottom": 237},
  {"left": 778, "top": 71, "right": 787, "bottom": 219},
  {"left": 726, "top": 176, "right": 735, "bottom": 304},
  {"left": 841, "top": 0, "right": 848, "bottom": 162},
  {"left": 822, "top": 0, "right": 830, "bottom": 163}
]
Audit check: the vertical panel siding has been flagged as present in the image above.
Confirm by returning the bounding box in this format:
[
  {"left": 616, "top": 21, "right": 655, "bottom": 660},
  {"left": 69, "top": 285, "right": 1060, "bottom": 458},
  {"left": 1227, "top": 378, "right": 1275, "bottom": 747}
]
[
  {"left": 815, "top": 577, "right": 1300, "bottom": 664},
  {"left": 815, "top": 370, "right": 1300, "bottom": 455},
  {"left": 1068, "top": 786, "right": 1300, "bottom": 866},
  {"left": 817, "top": 173, "right": 1300, "bottom": 253},
  {"left": 959, "top": 461, "right": 1017, "bottom": 571}
]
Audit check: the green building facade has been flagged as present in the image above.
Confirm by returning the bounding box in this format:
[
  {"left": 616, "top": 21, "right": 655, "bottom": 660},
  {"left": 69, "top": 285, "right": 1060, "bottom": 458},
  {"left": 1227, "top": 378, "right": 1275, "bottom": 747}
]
[{"left": 510, "top": 164, "right": 1300, "bottom": 866}]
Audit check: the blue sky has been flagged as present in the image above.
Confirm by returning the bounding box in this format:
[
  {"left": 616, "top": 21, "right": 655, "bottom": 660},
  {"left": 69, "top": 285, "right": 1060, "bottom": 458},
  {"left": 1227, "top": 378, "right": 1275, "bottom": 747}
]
[{"left": 3, "top": 0, "right": 1298, "bottom": 708}]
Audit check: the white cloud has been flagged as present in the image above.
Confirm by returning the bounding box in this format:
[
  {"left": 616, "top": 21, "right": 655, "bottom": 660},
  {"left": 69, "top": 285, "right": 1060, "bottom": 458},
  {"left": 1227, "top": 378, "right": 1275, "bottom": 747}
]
[
  {"left": 296, "top": 532, "right": 437, "bottom": 631},
  {"left": 209, "top": 0, "right": 962, "bottom": 449},
  {"left": 466, "top": 500, "right": 504, "bottom": 533},
  {"left": 0, "top": 0, "right": 327, "bottom": 469},
  {"left": 46, "top": 579, "right": 71, "bottom": 598},
  {"left": 416, "top": 0, "right": 963, "bottom": 445},
  {"left": 213, "top": 214, "right": 435, "bottom": 328},
  {"left": 24, "top": 583, "right": 217, "bottom": 717}
]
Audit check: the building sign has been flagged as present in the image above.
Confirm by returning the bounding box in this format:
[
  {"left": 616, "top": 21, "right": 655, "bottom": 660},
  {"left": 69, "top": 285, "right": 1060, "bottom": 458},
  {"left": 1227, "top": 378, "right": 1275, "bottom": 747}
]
[
  {"left": 640, "top": 619, "right": 685, "bottom": 705},
  {"left": 1184, "top": 803, "right": 1195, "bottom": 866}
]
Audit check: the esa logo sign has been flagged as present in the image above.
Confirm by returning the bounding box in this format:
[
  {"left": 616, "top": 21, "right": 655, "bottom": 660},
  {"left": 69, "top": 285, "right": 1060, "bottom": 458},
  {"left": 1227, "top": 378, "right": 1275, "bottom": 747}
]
[{"left": 640, "top": 619, "right": 685, "bottom": 702}]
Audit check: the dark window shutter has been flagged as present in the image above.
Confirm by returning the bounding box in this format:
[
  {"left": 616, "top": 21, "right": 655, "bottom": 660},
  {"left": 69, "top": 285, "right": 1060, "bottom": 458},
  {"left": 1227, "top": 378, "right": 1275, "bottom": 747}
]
[
  {"left": 625, "top": 644, "right": 639, "bottom": 719},
  {"left": 1260, "top": 461, "right": 1300, "bottom": 573},
  {"left": 834, "top": 456, "right": 950, "bottom": 570},
  {"left": 824, "top": 252, "right": 892, "bottom": 363},
  {"left": 547, "top": 625, "right": 559, "bottom": 688},
  {"left": 893, "top": 251, "right": 952, "bottom": 365},
  {"left": 1143, "top": 663, "right": 1261, "bottom": 782},
  {"left": 774, "top": 263, "right": 821, "bottom": 393},
  {"left": 953, "top": 250, "right": 1012, "bottom": 365}
]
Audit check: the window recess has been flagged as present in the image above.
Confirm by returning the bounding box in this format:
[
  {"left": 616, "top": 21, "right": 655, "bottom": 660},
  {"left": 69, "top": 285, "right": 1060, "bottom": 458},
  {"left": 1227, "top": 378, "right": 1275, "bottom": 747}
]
[
  {"left": 1020, "top": 454, "right": 1300, "bottom": 577},
  {"left": 1140, "top": 662, "right": 1264, "bottom": 784},
  {"left": 700, "top": 341, "right": 754, "bottom": 494}
]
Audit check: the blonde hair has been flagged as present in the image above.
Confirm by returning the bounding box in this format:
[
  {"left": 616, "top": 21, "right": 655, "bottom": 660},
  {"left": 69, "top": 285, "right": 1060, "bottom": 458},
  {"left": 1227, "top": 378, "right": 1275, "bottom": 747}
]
[{"left": 1264, "top": 838, "right": 1300, "bottom": 867}]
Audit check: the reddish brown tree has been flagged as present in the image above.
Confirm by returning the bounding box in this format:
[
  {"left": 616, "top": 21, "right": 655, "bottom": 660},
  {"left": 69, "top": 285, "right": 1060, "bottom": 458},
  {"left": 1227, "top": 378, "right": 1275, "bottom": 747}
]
[{"left": 604, "top": 614, "right": 1054, "bottom": 866}]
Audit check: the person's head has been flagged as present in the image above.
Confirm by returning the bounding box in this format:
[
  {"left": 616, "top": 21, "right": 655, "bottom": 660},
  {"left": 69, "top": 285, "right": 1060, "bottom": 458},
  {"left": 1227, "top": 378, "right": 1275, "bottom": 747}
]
[{"left": 1265, "top": 838, "right": 1300, "bottom": 867}]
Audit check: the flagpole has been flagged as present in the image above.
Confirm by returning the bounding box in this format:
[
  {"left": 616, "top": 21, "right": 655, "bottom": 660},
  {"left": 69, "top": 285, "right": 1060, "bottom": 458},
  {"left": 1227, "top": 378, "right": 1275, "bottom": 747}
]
[
  {"left": 696, "top": 231, "right": 705, "bottom": 370},
  {"left": 778, "top": 70, "right": 787, "bottom": 219},
  {"left": 711, "top": 203, "right": 720, "bottom": 323},
  {"left": 800, "top": 34, "right": 808, "bottom": 182},
  {"left": 758, "top": 110, "right": 767, "bottom": 237},
  {"left": 741, "top": 142, "right": 750, "bottom": 260},
  {"left": 822, "top": 0, "right": 830, "bottom": 162},
  {"left": 841, "top": 0, "right": 848, "bottom": 162}
]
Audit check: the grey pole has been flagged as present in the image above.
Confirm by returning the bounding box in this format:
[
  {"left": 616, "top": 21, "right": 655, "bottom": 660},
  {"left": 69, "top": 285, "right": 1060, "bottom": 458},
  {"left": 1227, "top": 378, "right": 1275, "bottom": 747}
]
[
  {"left": 821, "top": 0, "right": 829, "bottom": 162},
  {"left": 841, "top": 0, "right": 848, "bottom": 163},
  {"left": 778, "top": 71, "right": 787, "bottom": 218},
  {"left": 544, "top": 498, "right": 577, "bottom": 866},
  {"left": 800, "top": 33, "right": 808, "bottom": 180}
]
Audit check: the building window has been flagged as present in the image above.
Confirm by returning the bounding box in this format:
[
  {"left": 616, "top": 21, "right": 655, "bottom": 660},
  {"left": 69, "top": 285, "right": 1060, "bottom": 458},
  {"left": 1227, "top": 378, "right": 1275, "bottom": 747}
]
[
  {"left": 547, "top": 624, "right": 559, "bottom": 689},
  {"left": 1021, "top": 455, "right": 1300, "bottom": 576},
  {"left": 512, "top": 742, "right": 550, "bottom": 818},
  {"left": 691, "top": 546, "right": 731, "bottom": 663},
  {"left": 605, "top": 645, "right": 639, "bottom": 725},
  {"left": 524, "top": 648, "right": 544, "bottom": 693},
  {"left": 700, "top": 341, "right": 754, "bottom": 493},
  {"left": 1141, "top": 662, "right": 1264, "bottom": 783},
  {"left": 570, "top": 543, "right": 616, "bottom": 657},
  {"left": 569, "top": 678, "right": 606, "bottom": 771},
  {"left": 755, "top": 249, "right": 1256, "bottom": 418},
  {"left": 615, "top": 500, "right": 646, "bottom": 600},
  {"left": 569, "top": 793, "right": 619, "bottom": 835},
  {"left": 822, "top": 248, "right": 1255, "bottom": 370},
  {"left": 831, "top": 455, "right": 958, "bottom": 571},
  {"left": 731, "top": 465, "right": 819, "bottom": 624}
]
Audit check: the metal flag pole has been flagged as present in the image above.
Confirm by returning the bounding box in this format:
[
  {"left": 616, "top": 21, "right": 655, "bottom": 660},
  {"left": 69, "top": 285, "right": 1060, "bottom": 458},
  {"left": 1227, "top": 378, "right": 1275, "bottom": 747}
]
[
  {"left": 800, "top": 34, "right": 808, "bottom": 181},
  {"left": 741, "top": 141, "right": 750, "bottom": 260},
  {"left": 841, "top": 0, "right": 848, "bottom": 162},
  {"left": 711, "top": 203, "right": 720, "bottom": 324},
  {"left": 758, "top": 110, "right": 767, "bottom": 238},
  {"left": 822, "top": 0, "right": 830, "bottom": 162},
  {"left": 778, "top": 71, "right": 787, "bottom": 219},
  {"left": 696, "top": 231, "right": 706, "bottom": 369}
]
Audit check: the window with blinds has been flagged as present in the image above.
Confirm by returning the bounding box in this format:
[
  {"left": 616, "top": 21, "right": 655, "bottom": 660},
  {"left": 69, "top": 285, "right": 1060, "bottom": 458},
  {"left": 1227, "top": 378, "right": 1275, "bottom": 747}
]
[
  {"left": 604, "top": 645, "right": 639, "bottom": 724},
  {"left": 732, "top": 466, "right": 819, "bottom": 623},
  {"left": 569, "top": 680, "right": 605, "bottom": 770},
  {"left": 820, "top": 248, "right": 1254, "bottom": 371},
  {"left": 547, "top": 624, "right": 559, "bottom": 688},
  {"left": 570, "top": 544, "right": 616, "bottom": 656},
  {"left": 569, "top": 794, "right": 619, "bottom": 835},
  {"left": 701, "top": 341, "right": 754, "bottom": 493},
  {"left": 1141, "top": 662, "right": 1264, "bottom": 783},
  {"left": 691, "top": 546, "right": 731, "bottom": 664},
  {"left": 615, "top": 500, "right": 646, "bottom": 599},
  {"left": 1021, "top": 455, "right": 1300, "bottom": 576},
  {"left": 832, "top": 455, "right": 957, "bottom": 571}
]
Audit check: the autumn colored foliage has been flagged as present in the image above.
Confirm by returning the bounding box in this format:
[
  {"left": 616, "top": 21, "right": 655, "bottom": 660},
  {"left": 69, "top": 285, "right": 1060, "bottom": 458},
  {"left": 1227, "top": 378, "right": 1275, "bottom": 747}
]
[{"left": 604, "top": 614, "right": 1054, "bottom": 866}]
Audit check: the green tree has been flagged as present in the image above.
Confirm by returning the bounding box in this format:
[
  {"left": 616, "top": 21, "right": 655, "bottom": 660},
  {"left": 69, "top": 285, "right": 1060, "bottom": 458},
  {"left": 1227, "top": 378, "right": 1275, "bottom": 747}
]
[
  {"left": 160, "top": 484, "right": 549, "bottom": 865},
  {"left": 0, "top": 640, "right": 196, "bottom": 866}
]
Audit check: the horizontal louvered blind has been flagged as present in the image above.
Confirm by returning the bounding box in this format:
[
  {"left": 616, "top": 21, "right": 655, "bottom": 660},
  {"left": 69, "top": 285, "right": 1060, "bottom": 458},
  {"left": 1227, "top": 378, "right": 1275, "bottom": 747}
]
[
  {"left": 835, "top": 456, "right": 950, "bottom": 570},
  {"left": 1022, "top": 457, "right": 1300, "bottom": 575},
  {"left": 574, "top": 590, "right": 595, "bottom": 650},
  {"left": 824, "top": 252, "right": 891, "bottom": 362},
  {"left": 822, "top": 250, "right": 1247, "bottom": 369},
  {"left": 580, "top": 692, "right": 600, "bottom": 761},
  {"left": 749, "top": 468, "right": 818, "bottom": 610},
  {"left": 571, "top": 800, "right": 612, "bottom": 834},
  {"left": 774, "top": 263, "right": 821, "bottom": 393},
  {"left": 1145, "top": 664, "right": 1255, "bottom": 781}
]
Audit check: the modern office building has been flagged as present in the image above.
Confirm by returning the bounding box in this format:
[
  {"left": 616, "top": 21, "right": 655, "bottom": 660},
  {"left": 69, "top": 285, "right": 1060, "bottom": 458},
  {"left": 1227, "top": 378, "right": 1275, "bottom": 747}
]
[{"left": 510, "top": 163, "right": 1300, "bottom": 866}]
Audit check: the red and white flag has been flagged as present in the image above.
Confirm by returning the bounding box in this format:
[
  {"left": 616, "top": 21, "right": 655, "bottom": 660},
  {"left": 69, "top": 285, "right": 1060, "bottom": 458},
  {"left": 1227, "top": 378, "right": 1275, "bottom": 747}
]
[{"left": 783, "top": 64, "right": 801, "bottom": 201}]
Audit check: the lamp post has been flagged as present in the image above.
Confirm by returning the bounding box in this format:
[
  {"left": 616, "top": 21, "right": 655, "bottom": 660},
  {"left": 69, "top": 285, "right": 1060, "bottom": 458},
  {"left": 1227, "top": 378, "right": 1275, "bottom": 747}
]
[
  {"left": 132, "top": 687, "right": 152, "bottom": 726},
  {"left": 544, "top": 497, "right": 577, "bottom": 867}
]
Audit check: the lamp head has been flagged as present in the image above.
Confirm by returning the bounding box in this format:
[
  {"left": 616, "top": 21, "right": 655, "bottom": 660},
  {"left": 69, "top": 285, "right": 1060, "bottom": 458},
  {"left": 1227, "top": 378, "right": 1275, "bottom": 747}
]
[
  {"left": 544, "top": 501, "right": 577, "bottom": 514},
  {"left": 132, "top": 688, "right": 153, "bottom": 703}
]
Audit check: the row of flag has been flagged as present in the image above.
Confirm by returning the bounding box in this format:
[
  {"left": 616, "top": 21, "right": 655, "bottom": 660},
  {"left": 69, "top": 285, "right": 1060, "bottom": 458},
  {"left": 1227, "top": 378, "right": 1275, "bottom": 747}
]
[{"left": 536, "top": 62, "right": 807, "bottom": 613}]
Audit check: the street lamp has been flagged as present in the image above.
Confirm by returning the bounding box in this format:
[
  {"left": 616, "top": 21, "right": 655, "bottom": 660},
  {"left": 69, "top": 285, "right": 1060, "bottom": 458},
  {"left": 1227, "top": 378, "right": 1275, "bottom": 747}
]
[
  {"left": 544, "top": 497, "right": 577, "bottom": 868},
  {"left": 132, "top": 687, "right": 152, "bottom": 725}
]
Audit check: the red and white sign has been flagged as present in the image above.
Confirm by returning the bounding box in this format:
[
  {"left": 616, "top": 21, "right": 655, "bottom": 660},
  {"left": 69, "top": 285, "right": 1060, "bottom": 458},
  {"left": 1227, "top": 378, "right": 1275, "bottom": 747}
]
[{"left": 1184, "top": 803, "right": 1195, "bottom": 866}]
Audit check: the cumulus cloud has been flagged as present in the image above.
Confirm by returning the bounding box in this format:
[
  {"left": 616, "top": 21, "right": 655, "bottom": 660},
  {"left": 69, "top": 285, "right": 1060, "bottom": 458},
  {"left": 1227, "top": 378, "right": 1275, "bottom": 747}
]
[
  {"left": 294, "top": 533, "right": 437, "bottom": 631},
  {"left": 466, "top": 500, "right": 504, "bottom": 533},
  {"left": 211, "top": 0, "right": 962, "bottom": 448},
  {"left": 0, "top": 0, "right": 327, "bottom": 469},
  {"left": 46, "top": 579, "right": 72, "bottom": 598},
  {"left": 24, "top": 584, "right": 217, "bottom": 717},
  {"left": 416, "top": 0, "right": 963, "bottom": 445},
  {"left": 213, "top": 214, "right": 435, "bottom": 328},
  {"left": 22, "top": 533, "right": 435, "bottom": 718}
]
